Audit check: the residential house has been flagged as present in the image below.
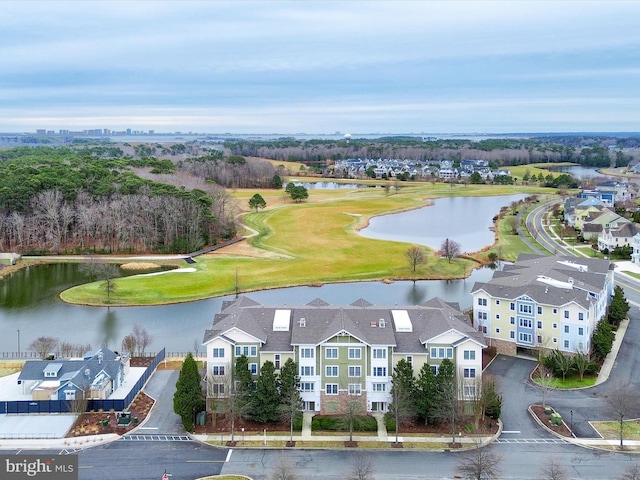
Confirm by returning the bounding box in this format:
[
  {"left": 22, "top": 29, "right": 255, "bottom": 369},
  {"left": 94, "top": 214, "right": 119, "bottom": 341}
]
[
  {"left": 17, "top": 348, "right": 129, "bottom": 401},
  {"left": 581, "top": 210, "right": 629, "bottom": 241},
  {"left": 598, "top": 222, "right": 640, "bottom": 252},
  {"left": 573, "top": 198, "right": 608, "bottom": 230},
  {"left": 203, "top": 296, "right": 485, "bottom": 414},
  {"left": 631, "top": 233, "right": 640, "bottom": 266},
  {"left": 471, "top": 254, "right": 613, "bottom": 357}
]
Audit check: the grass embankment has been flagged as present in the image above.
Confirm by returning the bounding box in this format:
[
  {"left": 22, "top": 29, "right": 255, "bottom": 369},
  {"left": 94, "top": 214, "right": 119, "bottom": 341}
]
[
  {"left": 60, "top": 182, "right": 551, "bottom": 306},
  {"left": 533, "top": 375, "right": 597, "bottom": 389},
  {"left": 0, "top": 361, "right": 25, "bottom": 378},
  {"left": 591, "top": 420, "right": 640, "bottom": 443}
]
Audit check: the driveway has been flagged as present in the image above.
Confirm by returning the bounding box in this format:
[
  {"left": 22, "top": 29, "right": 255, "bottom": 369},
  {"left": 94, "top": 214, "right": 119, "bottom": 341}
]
[{"left": 139, "top": 369, "right": 184, "bottom": 434}]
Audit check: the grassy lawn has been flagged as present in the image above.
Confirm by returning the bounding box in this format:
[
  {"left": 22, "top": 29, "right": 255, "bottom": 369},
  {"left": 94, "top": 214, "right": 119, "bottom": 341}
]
[
  {"left": 60, "top": 183, "right": 552, "bottom": 306},
  {"left": 533, "top": 375, "right": 597, "bottom": 388},
  {"left": 591, "top": 420, "right": 640, "bottom": 441},
  {"left": 0, "top": 361, "right": 25, "bottom": 378}
]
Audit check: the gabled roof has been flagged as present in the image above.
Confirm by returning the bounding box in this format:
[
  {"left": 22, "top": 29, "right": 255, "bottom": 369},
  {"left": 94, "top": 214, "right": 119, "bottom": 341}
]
[{"left": 205, "top": 296, "right": 483, "bottom": 354}]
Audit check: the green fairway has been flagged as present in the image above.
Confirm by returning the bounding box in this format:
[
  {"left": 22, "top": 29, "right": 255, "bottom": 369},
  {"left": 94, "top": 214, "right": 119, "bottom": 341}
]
[{"left": 60, "top": 182, "right": 552, "bottom": 306}]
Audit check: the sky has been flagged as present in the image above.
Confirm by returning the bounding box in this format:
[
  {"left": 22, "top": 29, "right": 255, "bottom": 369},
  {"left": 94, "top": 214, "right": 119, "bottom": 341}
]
[{"left": 1, "top": 0, "right": 640, "bottom": 135}]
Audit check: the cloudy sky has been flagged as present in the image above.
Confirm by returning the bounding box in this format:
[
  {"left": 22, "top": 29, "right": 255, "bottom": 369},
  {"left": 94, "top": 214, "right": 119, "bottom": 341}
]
[{"left": 1, "top": 1, "right": 639, "bottom": 134}]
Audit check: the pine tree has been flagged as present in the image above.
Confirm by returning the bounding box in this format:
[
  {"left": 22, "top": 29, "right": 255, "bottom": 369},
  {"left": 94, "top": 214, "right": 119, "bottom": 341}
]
[
  {"left": 389, "top": 359, "right": 417, "bottom": 443},
  {"left": 173, "top": 352, "right": 204, "bottom": 431},
  {"left": 254, "top": 361, "right": 280, "bottom": 422},
  {"left": 278, "top": 358, "right": 302, "bottom": 441},
  {"left": 415, "top": 363, "right": 438, "bottom": 425},
  {"left": 608, "top": 285, "right": 630, "bottom": 326}
]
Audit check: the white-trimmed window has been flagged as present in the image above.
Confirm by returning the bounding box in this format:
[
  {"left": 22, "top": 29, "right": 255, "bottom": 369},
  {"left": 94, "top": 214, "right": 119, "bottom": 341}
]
[
  {"left": 373, "top": 367, "right": 386, "bottom": 377},
  {"left": 326, "top": 366, "right": 339, "bottom": 377},
  {"left": 478, "top": 298, "right": 487, "bottom": 306},
  {"left": 212, "top": 348, "right": 225, "bottom": 358},
  {"left": 348, "top": 366, "right": 361, "bottom": 377},
  {"left": 325, "top": 347, "right": 338, "bottom": 359},
  {"left": 300, "top": 348, "right": 314, "bottom": 359},
  {"left": 463, "top": 385, "right": 476, "bottom": 398},
  {"left": 373, "top": 348, "right": 386, "bottom": 359},
  {"left": 537, "top": 306, "right": 543, "bottom": 315},
  {"left": 300, "top": 366, "right": 314, "bottom": 376},
  {"left": 235, "top": 346, "right": 250, "bottom": 357},
  {"left": 325, "top": 384, "right": 338, "bottom": 395},
  {"left": 519, "top": 304, "right": 533, "bottom": 314},
  {"left": 373, "top": 383, "right": 386, "bottom": 392},
  {"left": 464, "top": 368, "right": 476, "bottom": 378},
  {"left": 537, "top": 321, "right": 542, "bottom": 329},
  {"left": 250, "top": 346, "right": 257, "bottom": 357},
  {"left": 348, "top": 384, "right": 362, "bottom": 395},
  {"left": 564, "top": 310, "right": 570, "bottom": 319},
  {"left": 564, "top": 340, "right": 570, "bottom": 349},
  {"left": 463, "top": 350, "right": 475, "bottom": 361},
  {"left": 274, "top": 354, "right": 281, "bottom": 370},
  {"left": 300, "top": 382, "right": 315, "bottom": 392},
  {"left": 519, "top": 318, "right": 532, "bottom": 328},
  {"left": 519, "top": 332, "right": 532, "bottom": 343},
  {"left": 211, "top": 365, "right": 225, "bottom": 376},
  {"left": 564, "top": 325, "right": 570, "bottom": 334},
  {"left": 578, "top": 327, "right": 584, "bottom": 336},
  {"left": 250, "top": 363, "right": 258, "bottom": 375},
  {"left": 210, "top": 383, "right": 224, "bottom": 396},
  {"left": 510, "top": 331, "right": 515, "bottom": 339},
  {"left": 348, "top": 347, "right": 362, "bottom": 360}
]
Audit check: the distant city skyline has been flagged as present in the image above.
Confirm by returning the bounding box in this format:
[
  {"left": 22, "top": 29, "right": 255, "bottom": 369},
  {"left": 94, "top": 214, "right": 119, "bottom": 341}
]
[{"left": 1, "top": 1, "right": 639, "bottom": 134}]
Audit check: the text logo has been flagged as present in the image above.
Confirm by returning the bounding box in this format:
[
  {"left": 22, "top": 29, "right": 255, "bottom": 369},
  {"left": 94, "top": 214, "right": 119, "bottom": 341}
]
[{"left": 0, "top": 455, "right": 77, "bottom": 479}]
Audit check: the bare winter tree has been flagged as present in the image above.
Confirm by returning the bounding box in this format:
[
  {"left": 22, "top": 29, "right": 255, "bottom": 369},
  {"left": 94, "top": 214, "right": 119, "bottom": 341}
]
[
  {"left": 29, "top": 336, "right": 59, "bottom": 359},
  {"left": 539, "top": 457, "right": 569, "bottom": 480},
  {"left": 603, "top": 381, "right": 640, "bottom": 449},
  {"left": 620, "top": 463, "right": 640, "bottom": 480},
  {"left": 121, "top": 335, "right": 137, "bottom": 358},
  {"left": 455, "top": 443, "right": 502, "bottom": 480},
  {"left": 405, "top": 245, "right": 426, "bottom": 272},
  {"left": 132, "top": 324, "right": 153, "bottom": 356},
  {"left": 348, "top": 451, "right": 376, "bottom": 480},
  {"left": 339, "top": 397, "right": 365, "bottom": 443},
  {"left": 535, "top": 364, "right": 554, "bottom": 409},
  {"left": 270, "top": 454, "right": 299, "bottom": 480},
  {"left": 439, "top": 238, "right": 461, "bottom": 263}
]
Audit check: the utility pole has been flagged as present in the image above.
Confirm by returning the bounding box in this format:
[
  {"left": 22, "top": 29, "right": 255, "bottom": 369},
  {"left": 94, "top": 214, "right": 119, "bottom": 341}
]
[{"left": 17, "top": 329, "right": 20, "bottom": 358}]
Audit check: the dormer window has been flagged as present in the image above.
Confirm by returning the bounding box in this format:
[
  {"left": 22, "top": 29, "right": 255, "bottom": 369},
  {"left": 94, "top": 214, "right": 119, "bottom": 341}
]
[
  {"left": 298, "top": 318, "right": 306, "bottom": 328},
  {"left": 378, "top": 319, "right": 386, "bottom": 328}
]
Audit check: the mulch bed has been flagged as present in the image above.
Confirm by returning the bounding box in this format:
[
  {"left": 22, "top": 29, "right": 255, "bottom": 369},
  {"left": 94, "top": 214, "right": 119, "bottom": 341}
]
[
  {"left": 65, "top": 391, "right": 155, "bottom": 437},
  {"left": 530, "top": 404, "right": 572, "bottom": 437}
]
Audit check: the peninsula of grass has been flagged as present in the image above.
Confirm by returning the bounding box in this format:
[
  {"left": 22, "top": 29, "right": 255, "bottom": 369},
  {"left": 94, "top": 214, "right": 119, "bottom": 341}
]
[
  {"left": 533, "top": 375, "right": 597, "bottom": 389},
  {"left": 60, "top": 183, "right": 552, "bottom": 306}
]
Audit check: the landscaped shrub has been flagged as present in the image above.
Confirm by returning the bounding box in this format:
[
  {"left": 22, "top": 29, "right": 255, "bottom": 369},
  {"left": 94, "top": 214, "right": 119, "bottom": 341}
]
[{"left": 311, "top": 415, "right": 378, "bottom": 432}]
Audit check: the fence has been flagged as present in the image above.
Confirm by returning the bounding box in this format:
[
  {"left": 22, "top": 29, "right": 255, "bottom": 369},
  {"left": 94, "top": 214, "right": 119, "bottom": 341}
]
[{"left": 0, "top": 348, "right": 165, "bottom": 415}]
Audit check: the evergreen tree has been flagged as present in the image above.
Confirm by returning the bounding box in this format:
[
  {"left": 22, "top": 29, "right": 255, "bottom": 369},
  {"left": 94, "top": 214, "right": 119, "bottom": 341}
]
[
  {"left": 433, "top": 358, "right": 460, "bottom": 442},
  {"left": 173, "top": 352, "right": 204, "bottom": 431},
  {"left": 592, "top": 319, "right": 615, "bottom": 361},
  {"left": 234, "top": 355, "right": 255, "bottom": 409},
  {"left": 254, "top": 361, "right": 280, "bottom": 422},
  {"left": 278, "top": 358, "right": 302, "bottom": 442},
  {"left": 248, "top": 193, "right": 267, "bottom": 211},
  {"left": 415, "top": 363, "right": 438, "bottom": 425},
  {"left": 271, "top": 174, "right": 283, "bottom": 189},
  {"left": 608, "top": 285, "right": 630, "bottom": 326},
  {"left": 389, "top": 359, "right": 417, "bottom": 444}
]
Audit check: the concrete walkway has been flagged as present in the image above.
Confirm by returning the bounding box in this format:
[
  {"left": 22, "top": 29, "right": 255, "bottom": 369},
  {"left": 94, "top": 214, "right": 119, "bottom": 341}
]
[{"left": 301, "top": 412, "right": 313, "bottom": 438}]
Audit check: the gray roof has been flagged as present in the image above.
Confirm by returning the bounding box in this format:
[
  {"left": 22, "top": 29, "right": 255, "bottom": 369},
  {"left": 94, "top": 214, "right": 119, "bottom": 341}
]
[
  {"left": 471, "top": 254, "right": 612, "bottom": 309},
  {"left": 18, "top": 348, "right": 123, "bottom": 390},
  {"left": 203, "top": 296, "right": 484, "bottom": 354}
]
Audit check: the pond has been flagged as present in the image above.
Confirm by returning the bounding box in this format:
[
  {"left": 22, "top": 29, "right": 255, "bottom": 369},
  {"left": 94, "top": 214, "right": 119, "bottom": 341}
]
[
  {"left": 0, "top": 264, "right": 494, "bottom": 356},
  {"left": 547, "top": 165, "right": 612, "bottom": 180},
  {"left": 359, "top": 194, "right": 528, "bottom": 252}
]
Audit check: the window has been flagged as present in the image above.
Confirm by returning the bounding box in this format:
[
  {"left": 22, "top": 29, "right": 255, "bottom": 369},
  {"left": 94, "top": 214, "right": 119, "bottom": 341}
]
[
  {"left": 348, "top": 384, "right": 362, "bottom": 395},
  {"left": 211, "top": 383, "right": 224, "bottom": 396},
  {"left": 478, "top": 298, "right": 487, "bottom": 306},
  {"left": 510, "top": 302, "right": 515, "bottom": 311},
  {"left": 212, "top": 348, "right": 225, "bottom": 358},
  {"left": 519, "top": 332, "right": 532, "bottom": 343},
  {"left": 430, "top": 365, "right": 438, "bottom": 375},
  {"left": 537, "top": 321, "right": 542, "bottom": 329},
  {"left": 274, "top": 354, "right": 281, "bottom": 370},
  {"left": 325, "top": 348, "right": 338, "bottom": 359},
  {"left": 406, "top": 355, "right": 413, "bottom": 366},
  {"left": 537, "top": 335, "right": 543, "bottom": 343},
  {"left": 250, "top": 346, "right": 257, "bottom": 357},
  {"left": 495, "top": 314, "right": 500, "bottom": 320},
  {"left": 211, "top": 366, "right": 225, "bottom": 376},
  {"left": 553, "top": 337, "right": 558, "bottom": 343},
  {"left": 553, "top": 308, "right": 558, "bottom": 314},
  {"left": 348, "top": 348, "right": 362, "bottom": 360},
  {"left": 464, "top": 368, "right": 476, "bottom": 378},
  {"left": 430, "top": 347, "right": 437, "bottom": 358},
  {"left": 537, "top": 306, "right": 543, "bottom": 315},
  {"left": 564, "top": 310, "right": 569, "bottom": 319},
  {"left": 578, "top": 327, "right": 584, "bottom": 336},
  {"left": 463, "top": 385, "right": 476, "bottom": 398},
  {"left": 578, "top": 312, "right": 584, "bottom": 321},
  {"left": 373, "top": 367, "right": 387, "bottom": 377},
  {"left": 477, "top": 312, "right": 487, "bottom": 321},
  {"left": 482, "top": 326, "right": 488, "bottom": 334},
  {"left": 495, "top": 300, "right": 500, "bottom": 305},
  {"left": 463, "top": 350, "right": 476, "bottom": 361},
  {"left": 563, "top": 340, "right": 569, "bottom": 349},
  {"left": 510, "top": 331, "right": 515, "bottom": 339},
  {"left": 446, "top": 347, "right": 453, "bottom": 359},
  {"left": 373, "top": 383, "right": 386, "bottom": 392},
  {"left": 300, "top": 348, "right": 314, "bottom": 359},
  {"left": 300, "top": 382, "right": 314, "bottom": 392},
  {"left": 235, "top": 346, "right": 250, "bottom": 357},
  {"left": 519, "top": 318, "right": 532, "bottom": 328},
  {"left": 348, "top": 366, "right": 361, "bottom": 377},
  {"left": 326, "top": 366, "right": 339, "bottom": 377},
  {"left": 64, "top": 390, "right": 76, "bottom": 401},
  {"left": 250, "top": 363, "right": 258, "bottom": 375},
  {"left": 496, "top": 328, "right": 500, "bottom": 333},
  {"left": 510, "top": 317, "right": 515, "bottom": 325},
  {"left": 564, "top": 325, "right": 569, "bottom": 334},
  {"left": 325, "top": 384, "right": 338, "bottom": 395},
  {"left": 552, "top": 323, "right": 558, "bottom": 329},
  {"left": 300, "top": 366, "right": 314, "bottom": 376},
  {"left": 519, "top": 304, "right": 533, "bottom": 314},
  {"left": 438, "top": 347, "right": 445, "bottom": 358},
  {"left": 373, "top": 348, "right": 386, "bottom": 359}
]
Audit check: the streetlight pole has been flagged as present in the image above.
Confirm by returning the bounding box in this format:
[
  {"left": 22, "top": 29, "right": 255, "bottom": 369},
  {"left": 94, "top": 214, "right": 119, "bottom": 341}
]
[
  {"left": 17, "top": 329, "right": 20, "bottom": 358},
  {"left": 570, "top": 410, "right": 573, "bottom": 436}
]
